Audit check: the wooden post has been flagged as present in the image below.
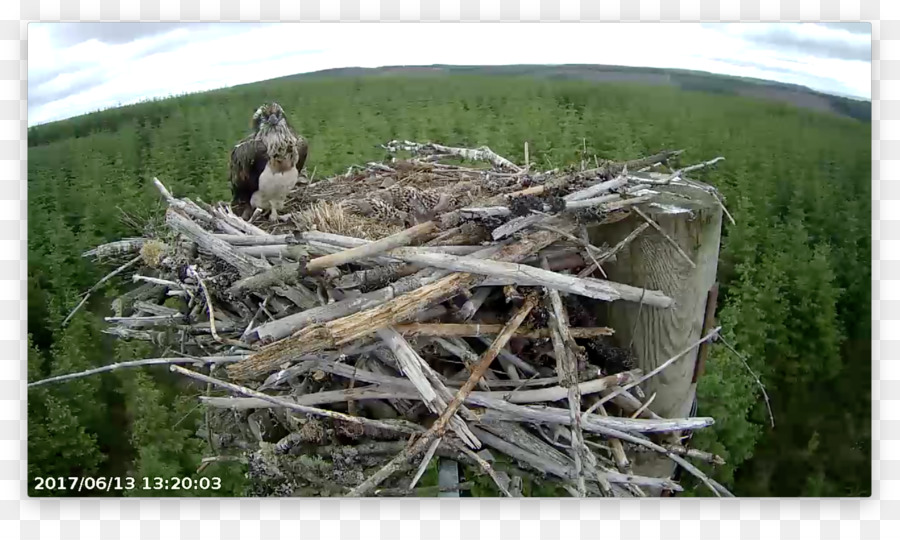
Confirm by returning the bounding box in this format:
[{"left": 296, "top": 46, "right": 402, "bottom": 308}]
[{"left": 587, "top": 181, "right": 723, "bottom": 486}]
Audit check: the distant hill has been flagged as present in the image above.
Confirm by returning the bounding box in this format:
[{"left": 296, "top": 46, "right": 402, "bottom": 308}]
[{"left": 286, "top": 64, "right": 871, "bottom": 123}]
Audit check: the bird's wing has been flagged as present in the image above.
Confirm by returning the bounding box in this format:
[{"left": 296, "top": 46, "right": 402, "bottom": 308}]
[
  {"left": 295, "top": 134, "right": 309, "bottom": 175},
  {"left": 230, "top": 135, "right": 268, "bottom": 202}
]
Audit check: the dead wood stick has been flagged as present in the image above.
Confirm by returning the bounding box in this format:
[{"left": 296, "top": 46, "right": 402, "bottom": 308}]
[
  {"left": 476, "top": 338, "right": 540, "bottom": 376},
  {"left": 383, "top": 140, "right": 522, "bottom": 172},
  {"left": 387, "top": 247, "right": 672, "bottom": 307},
  {"left": 409, "top": 438, "right": 442, "bottom": 490},
  {"left": 166, "top": 209, "right": 267, "bottom": 276},
  {"left": 456, "top": 287, "right": 492, "bottom": 321},
  {"left": 564, "top": 176, "right": 629, "bottom": 202},
  {"left": 541, "top": 256, "right": 587, "bottom": 494},
  {"left": 633, "top": 207, "right": 696, "bottom": 269},
  {"left": 485, "top": 402, "right": 724, "bottom": 496},
  {"left": 152, "top": 177, "right": 221, "bottom": 226},
  {"left": 28, "top": 355, "right": 248, "bottom": 388},
  {"left": 247, "top": 269, "right": 446, "bottom": 343},
  {"left": 82, "top": 238, "right": 147, "bottom": 260},
  {"left": 394, "top": 323, "right": 613, "bottom": 339},
  {"left": 63, "top": 255, "right": 143, "bottom": 327},
  {"left": 583, "top": 326, "right": 723, "bottom": 418},
  {"left": 305, "top": 221, "right": 438, "bottom": 273},
  {"left": 718, "top": 335, "right": 775, "bottom": 429},
  {"left": 377, "top": 327, "right": 479, "bottom": 448},
  {"left": 213, "top": 234, "right": 293, "bottom": 245},
  {"left": 211, "top": 203, "right": 269, "bottom": 236},
  {"left": 658, "top": 445, "right": 726, "bottom": 465},
  {"left": 346, "top": 295, "right": 538, "bottom": 496},
  {"left": 596, "top": 403, "right": 631, "bottom": 472},
  {"left": 470, "top": 425, "right": 681, "bottom": 493},
  {"left": 201, "top": 368, "right": 637, "bottom": 410},
  {"left": 169, "top": 365, "right": 421, "bottom": 435}
]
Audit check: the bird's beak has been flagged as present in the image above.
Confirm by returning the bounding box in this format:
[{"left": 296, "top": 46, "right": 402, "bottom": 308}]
[{"left": 267, "top": 114, "right": 279, "bottom": 125}]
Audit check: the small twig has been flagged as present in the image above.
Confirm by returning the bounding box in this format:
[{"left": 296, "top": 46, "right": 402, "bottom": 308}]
[
  {"left": 577, "top": 222, "right": 651, "bottom": 279},
  {"left": 595, "top": 403, "right": 630, "bottom": 472},
  {"left": 584, "top": 326, "right": 722, "bottom": 417},
  {"left": 717, "top": 335, "right": 775, "bottom": 428},
  {"left": 409, "top": 438, "right": 441, "bottom": 490},
  {"left": 63, "top": 255, "right": 143, "bottom": 327},
  {"left": 28, "top": 355, "right": 247, "bottom": 388},
  {"left": 627, "top": 289, "right": 646, "bottom": 351},
  {"left": 633, "top": 207, "right": 696, "bottom": 269},
  {"left": 188, "top": 266, "right": 251, "bottom": 350},
  {"left": 169, "top": 365, "right": 421, "bottom": 435},
  {"left": 630, "top": 391, "right": 657, "bottom": 419}
]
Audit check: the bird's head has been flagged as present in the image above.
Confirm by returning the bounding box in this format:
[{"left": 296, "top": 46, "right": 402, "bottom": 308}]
[{"left": 252, "top": 102, "right": 287, "bottom": 132}]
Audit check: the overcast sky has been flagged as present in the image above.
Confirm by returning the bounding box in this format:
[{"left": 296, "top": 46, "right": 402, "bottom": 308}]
[{"left": 28, "top": 22, "right": 871, "bottom": 127}]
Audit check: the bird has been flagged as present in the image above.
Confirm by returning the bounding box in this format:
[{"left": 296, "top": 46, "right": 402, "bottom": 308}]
[{"left": 229, "top": 102, "right": 309, "bottom": 222}]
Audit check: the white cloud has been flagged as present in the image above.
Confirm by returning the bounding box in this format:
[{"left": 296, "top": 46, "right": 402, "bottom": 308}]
[{"left": 27, "top": 22, "right": 872, "bottom": 127}]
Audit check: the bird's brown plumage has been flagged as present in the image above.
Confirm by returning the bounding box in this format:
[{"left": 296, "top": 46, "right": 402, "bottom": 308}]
[{"left": 229, "top": 103, "right": 309, "bottom": 219}]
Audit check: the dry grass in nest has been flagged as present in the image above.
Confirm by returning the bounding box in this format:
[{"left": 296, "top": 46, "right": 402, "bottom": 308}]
[
  {"left": 291, "top": 201, "right": 403, "bottom": 240},
  {"left": 139, "top": 239, "right": 168, "bottom": 268}
]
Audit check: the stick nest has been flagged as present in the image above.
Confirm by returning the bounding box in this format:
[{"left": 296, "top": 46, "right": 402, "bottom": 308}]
[{"left": 66, "top": 140, "right": 733, "bottom": 497}]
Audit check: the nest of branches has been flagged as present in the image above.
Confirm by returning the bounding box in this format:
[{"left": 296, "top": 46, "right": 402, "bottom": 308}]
[{"left": 45, "top": 140, "right": 736, "bottom": 497}]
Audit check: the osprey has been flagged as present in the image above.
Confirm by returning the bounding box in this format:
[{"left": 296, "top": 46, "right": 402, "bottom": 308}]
[{"left": 230, "top": 102, "right": 309, "bottom": 221}]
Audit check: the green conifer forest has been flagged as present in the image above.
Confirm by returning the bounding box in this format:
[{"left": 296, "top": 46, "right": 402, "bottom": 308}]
[{"left": 27, "top": 74, "right": 871, "bottom": 496}]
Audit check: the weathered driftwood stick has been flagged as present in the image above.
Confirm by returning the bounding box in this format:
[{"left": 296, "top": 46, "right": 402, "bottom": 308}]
[
  {"left": 201, "top": 368, "right": 637, "bottom": 410},
  {"left": 469, "top": 425, "right": 682, "bottom": 492},
  {"left": 28, "top": 355, "right": 248, "bottom": 388},
  {"left": 166, "top": 209, "right": 267, "bottom": 277},
  {"left": 473, "top": 396, "right": 712, "bottom": 434},
  {"left": 227, "top": 263, "right": 301, "bottom": 293},
  {"left": 597, "top": 403, "right": 631, "bottom": 472},
  {"left": 393, "top": 323, "right": 613, "bottom": 340},
  {"left": 214, "top": 234, "right": 294, "bottom": 246},
  {"left": 564, "top": 176, "right": 629, "bottom": 202},
  {"left": 211, "top": 203, "right": 269, "bottom": 236},
  {"left": 82, "top": 238, "right": 147, "bottom": 260},
  {"left": 542, "top": 256, "right": 587, "bottom": 495},
  {"left": 409, "top": 438, "right": 442, "bottom": 490},
  {"left": 456, "top": 287, "right": 492, "bottom": 321},
  {"left": 305, "top": 221, "right": 437, "bottom": 273},
  {"left": 383, "top": 140, "right": 522, "bottom": 172},
  {"left": 152, "top": 178, "right": 220, "bottom": 227},
  {"left": 387, "top": 247, "right": 672, "bottom": 307},
  {"left": 169, "top": 365, "right": 421, "bottom": 435},
  {"left": 718, "top": 335, "right": 775, "bottom": 429},
  {"left": 377, "top": 327, "right": 479, "bottom": 448},
  {"left": 247, "top": 269, "right": 445, "bottom": 343},
  {"left": 131, "top": 301, "right": 180, "bottom": 316},
  {"left": 104, "top": 314, "right": 187, "bottom": 327},
  {"left": 346, "top": 295, "right": 538, "bottom": 497},
  {"left": 583, "top": 326, "right": 722, "bottom": 416},
  {"left": 654, "top": 444, "right": 726, "bottom": 466},
  {"left": 63, "top": 254, "right": 143, "bottom": 327}
]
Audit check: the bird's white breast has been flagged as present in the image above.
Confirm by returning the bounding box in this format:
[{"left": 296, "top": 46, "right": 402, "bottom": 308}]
[{"left": 251, "top": 164, "right": 299, "bottom": 209}]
